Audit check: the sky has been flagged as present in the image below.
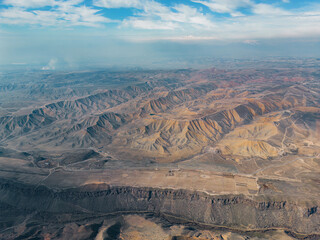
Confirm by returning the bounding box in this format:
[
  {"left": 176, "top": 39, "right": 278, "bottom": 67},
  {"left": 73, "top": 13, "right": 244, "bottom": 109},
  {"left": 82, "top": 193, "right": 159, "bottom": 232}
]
[{"left": 0, "top": 0, "right": 320, "bottom": 69}]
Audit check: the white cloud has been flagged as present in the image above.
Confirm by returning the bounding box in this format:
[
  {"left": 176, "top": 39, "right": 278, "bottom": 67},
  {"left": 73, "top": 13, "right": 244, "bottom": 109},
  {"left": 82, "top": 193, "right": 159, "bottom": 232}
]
[
  {"left": 126, "top": 7, "right": 320, "bottom": 41},
  {"left": 42, "top": 58, "right": 57, "bottom": 70},
  {"left": 0, "top": 0, "right": 112, "bottom": 27},
  {"left": 93, "top": 0, "right": 143, "bottom": 8},
  {"left": 127, "top": 35, "right": 220, "bottom": 42},
  {"left": 0, "top": 8, "right": 59, "bottom": 25},
  {"left": 252, "top": 3, "right": 290, "bottom": 16},
  {"left": 191, "top": 0, "right": 252, "bottom": 15},
  {"left": 1, "top": 0, "right": 320, "bottom": 41},
  {"left": 191, "top": 0, "right": 291, "bottom": 17},
  {"left": 94, "top": 0, "right": 214, "bottom": 30},
  {"left": 121, "top": 1, "right": 214, "bottom": 30},
  {"left": 170, "top": 4, "right": 213, "bottom": 26},
  {"left": 61, "top": 6, "right": 112, "bottom": 27},
  {"left": 123, "top": 19, "right": 177, "bottom": 30},
  {"left": 214, "top": 11, "right": 320, "bottom": 39},
  {"left": 3, "top": 0, "right": 57, "bottom": 8}
]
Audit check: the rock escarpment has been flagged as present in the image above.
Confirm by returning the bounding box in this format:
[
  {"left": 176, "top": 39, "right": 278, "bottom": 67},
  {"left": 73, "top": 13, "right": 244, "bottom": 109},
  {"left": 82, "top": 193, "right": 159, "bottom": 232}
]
[{"left": 0, "top": 179, "right": 319, "bottom": 236}]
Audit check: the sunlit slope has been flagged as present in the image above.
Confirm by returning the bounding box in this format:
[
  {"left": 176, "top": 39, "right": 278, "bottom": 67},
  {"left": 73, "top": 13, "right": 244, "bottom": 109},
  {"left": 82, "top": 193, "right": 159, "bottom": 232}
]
[{"left": 0, "top": 68, "right": 319, "bottom": 162}]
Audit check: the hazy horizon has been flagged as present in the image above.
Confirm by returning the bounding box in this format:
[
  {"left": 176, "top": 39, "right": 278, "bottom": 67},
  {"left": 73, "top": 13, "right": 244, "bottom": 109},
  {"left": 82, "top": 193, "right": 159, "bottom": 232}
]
[{"left": 1, "top": 0, "right": 320, "bottom": 70}]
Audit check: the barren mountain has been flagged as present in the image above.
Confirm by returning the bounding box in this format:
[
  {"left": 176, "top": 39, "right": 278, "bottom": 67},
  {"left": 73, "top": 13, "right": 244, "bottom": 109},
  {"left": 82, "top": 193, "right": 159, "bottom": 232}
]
[{"left": 0, "top": 64, "right": 319, "bottom": 239}]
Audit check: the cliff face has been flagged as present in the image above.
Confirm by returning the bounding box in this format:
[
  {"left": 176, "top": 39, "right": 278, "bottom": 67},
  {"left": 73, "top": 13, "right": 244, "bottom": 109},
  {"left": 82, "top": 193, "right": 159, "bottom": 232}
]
[{"left": 0, "top": 179, "right": 319, "bottom": 236}]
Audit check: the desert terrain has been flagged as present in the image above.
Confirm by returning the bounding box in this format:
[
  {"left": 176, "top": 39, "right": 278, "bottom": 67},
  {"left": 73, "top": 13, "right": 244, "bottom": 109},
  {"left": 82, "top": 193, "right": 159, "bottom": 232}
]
[{"left": 0, "top": 59, "right": 319, "bottom": 239}]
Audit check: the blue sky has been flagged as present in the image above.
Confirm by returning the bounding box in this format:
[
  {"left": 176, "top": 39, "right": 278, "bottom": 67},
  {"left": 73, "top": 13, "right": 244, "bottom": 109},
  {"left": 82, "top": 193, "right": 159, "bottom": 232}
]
[{"left": 0, "top": 0, "right": 320, "bottom": 68}]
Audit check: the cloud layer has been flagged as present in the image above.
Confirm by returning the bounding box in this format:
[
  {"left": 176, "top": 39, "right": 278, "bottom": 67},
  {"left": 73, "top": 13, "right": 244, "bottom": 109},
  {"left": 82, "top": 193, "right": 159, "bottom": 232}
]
[
  {"left": 1, "top": 0, "right": 112, "bottom": 26},
  {"left": 0, "top": 0, "right": 320, "bottom": 41}
]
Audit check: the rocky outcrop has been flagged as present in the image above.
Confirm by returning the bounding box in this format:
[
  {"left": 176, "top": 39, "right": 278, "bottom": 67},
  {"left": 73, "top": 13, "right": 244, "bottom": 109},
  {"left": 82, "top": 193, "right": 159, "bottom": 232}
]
[{"left": 0, "top": 179, "right": 319, "bottom": 236}]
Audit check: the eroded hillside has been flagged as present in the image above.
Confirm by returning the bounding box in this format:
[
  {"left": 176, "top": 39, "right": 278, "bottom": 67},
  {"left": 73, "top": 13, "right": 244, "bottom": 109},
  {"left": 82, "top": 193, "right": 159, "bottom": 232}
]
[
  {"left": 0, "top": 65, "right": 319, "bottom": 239},
  {"left": 1, "top": 67, "right": 318, "bottom": 163}
]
